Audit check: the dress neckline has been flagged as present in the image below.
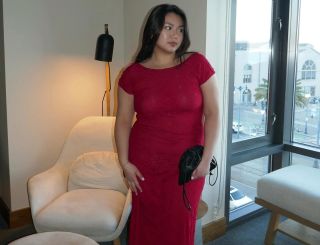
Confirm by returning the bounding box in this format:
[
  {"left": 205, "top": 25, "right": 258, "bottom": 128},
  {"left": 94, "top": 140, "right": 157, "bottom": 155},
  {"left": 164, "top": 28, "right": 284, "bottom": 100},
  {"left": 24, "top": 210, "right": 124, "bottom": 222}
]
[{"left": 136, "top": 52, "right": 197, "bottom": 71}]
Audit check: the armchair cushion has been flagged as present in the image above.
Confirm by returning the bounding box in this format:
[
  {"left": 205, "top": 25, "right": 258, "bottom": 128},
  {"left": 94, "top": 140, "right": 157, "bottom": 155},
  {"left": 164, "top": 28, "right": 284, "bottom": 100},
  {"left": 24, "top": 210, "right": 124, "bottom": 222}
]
[
  {"left": 68, "top": 151, "right": 127, "bottom": 194},
  {"left": 36, "top": 189, "right": 126, "bottom": 237}
]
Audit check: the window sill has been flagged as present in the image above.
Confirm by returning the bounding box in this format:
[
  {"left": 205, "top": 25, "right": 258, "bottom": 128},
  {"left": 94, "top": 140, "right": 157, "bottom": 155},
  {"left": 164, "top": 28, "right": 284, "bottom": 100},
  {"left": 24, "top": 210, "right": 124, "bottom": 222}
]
[
  {"left": 283, "top": 143, "right": 320, "bottom": 159},
  {"left": 230, "top": 144, "right": 283, "bottom": 165}
]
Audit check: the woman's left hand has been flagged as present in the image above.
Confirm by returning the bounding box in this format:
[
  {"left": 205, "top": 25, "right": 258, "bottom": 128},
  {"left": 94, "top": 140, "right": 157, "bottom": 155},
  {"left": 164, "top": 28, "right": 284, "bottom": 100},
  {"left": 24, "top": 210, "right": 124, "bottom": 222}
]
[{"left": 191, "top": 160, "right": 210, "bottom": 180}]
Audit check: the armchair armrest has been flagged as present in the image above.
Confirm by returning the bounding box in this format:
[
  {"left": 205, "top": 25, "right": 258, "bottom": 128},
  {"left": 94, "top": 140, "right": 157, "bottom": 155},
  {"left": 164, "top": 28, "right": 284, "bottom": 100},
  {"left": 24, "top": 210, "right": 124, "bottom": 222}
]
[
  {"left": 111, "top": 189, "right": 132, "bottom": 240},
  {"left": 27, "top": 164, "right": 69, "bottom": 217}
]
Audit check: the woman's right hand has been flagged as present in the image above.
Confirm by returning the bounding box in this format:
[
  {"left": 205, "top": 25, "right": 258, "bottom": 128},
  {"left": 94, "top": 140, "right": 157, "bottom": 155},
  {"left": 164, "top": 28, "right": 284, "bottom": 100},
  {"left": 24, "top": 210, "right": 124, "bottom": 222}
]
[{"left": 122, "top": 162, "right": 145, "bottom": 195}]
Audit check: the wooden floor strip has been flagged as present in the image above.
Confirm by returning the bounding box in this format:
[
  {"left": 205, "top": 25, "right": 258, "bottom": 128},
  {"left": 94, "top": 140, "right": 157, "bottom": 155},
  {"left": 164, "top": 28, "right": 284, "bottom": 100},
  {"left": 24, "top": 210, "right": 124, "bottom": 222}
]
[{"left": 278, "top": 219, "right": 320, "bottom": 245}]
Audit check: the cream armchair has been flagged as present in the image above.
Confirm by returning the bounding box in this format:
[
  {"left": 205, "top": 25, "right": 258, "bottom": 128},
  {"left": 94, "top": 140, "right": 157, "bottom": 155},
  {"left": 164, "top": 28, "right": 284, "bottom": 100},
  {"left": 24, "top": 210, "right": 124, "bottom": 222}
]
[{"left": 27, "top": 116, "right": 131, "bottom": 244}]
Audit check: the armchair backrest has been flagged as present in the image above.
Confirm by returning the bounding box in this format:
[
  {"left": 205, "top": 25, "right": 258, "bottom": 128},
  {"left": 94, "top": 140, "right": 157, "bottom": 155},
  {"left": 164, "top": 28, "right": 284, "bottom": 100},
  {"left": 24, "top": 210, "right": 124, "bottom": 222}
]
[{"left": 57, "top": 116, "right": 116, "bottom": 167}]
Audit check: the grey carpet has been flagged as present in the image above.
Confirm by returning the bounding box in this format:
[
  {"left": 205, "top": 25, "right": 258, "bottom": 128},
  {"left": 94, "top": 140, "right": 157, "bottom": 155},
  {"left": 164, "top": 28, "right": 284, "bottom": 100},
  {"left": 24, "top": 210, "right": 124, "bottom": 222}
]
[
  {"left": 0, "top": 224, "right": 36, "bottom": 245},
  {"left": 205, "top": 212, "right": 302, "bottom": 245},
  {"left": 1, "top": 212, "right": 304, "bottom": 245}
]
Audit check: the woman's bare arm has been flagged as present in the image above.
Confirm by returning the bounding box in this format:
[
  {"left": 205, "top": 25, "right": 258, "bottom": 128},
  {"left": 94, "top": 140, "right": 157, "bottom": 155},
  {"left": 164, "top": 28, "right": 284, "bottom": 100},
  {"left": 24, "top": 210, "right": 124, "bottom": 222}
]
[
  {"left": 115, "top": 87, "right": 144, "bottom": 194},
  {"left": 192, "top": 75, "right": 220, "bottom": 179}
]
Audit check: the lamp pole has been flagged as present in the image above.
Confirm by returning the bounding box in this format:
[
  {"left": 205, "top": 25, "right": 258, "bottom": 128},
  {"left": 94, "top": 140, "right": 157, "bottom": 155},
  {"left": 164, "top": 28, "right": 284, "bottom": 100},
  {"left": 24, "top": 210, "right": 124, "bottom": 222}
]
[
  {"left": 317, "top": 102, "right": 320, "bottom": 146},
  {"left": 304, "top": 117, "right": 308, "bottom": 134},
  {"left": 304, "top": 94, "right": 310, "bottom": 135},
  {"left": 105, "top": 63, "right": 111, "bottom": 116},
  {"left": 235, "top": 86, "right": 243, "bottom": 139}
]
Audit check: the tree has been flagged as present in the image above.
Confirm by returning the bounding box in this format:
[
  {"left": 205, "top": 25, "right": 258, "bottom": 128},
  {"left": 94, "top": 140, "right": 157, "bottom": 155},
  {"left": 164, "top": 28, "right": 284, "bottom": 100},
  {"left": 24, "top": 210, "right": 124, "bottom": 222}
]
[
  {"left": 254, "top": 78, "right": 268, "bottom": 102},
  {"left": 295, "top": 79, "right": 308, "bottom": 108},
  {"left": 254, "top": 78, "right": 307, "bottom": 108}
]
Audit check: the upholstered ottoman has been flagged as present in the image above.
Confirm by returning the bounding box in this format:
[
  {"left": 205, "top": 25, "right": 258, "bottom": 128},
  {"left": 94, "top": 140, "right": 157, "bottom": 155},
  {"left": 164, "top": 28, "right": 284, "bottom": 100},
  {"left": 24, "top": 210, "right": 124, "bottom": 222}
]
[
  {"left": 255, "top": 165, "right": 320, "bottom": 245},
  {"left": 9, "top": 231, "right": 99, "bottom": 245}
]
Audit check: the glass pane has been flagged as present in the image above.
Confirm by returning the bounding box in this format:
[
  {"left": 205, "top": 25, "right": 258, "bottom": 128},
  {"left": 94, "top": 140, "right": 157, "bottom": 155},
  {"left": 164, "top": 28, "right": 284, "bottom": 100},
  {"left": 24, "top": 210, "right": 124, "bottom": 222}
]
[
  {"left": 232, "top": 0, "right": 272, "bottom": 143},
  {"left": 291, "top": 153, "right": 320, "bottom": 168},
  {"left": 293, "top": 0, "right": 320, "bottom": 147},
  {"left": 229, "top": 156, "right": 269, "bottom": 221}
]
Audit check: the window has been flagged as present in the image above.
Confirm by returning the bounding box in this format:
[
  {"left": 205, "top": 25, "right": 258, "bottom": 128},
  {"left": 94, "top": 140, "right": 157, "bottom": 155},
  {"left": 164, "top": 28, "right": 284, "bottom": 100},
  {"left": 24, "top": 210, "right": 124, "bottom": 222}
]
[
  {"left": 243, "top": 74, "right": 251, "bottom": 83},
  {"left": 301, "top": 60, "right": 316, "bottom": 80},
  {"left": 243, "top": 64, "right": 252, "bottom": 83},
  {"left": 227, "top": 0, "right": 279, "bottom": 223},
  {"left": 226, "top": 0, "right": 320, "bottom": 226},
  {"left": 229, "top": 156, "right": 269, "bottom": 221},
  {"left": 230, "top": 0, "right": 273, "bottom": 144},
  {"left": 293, "top": 0, "right": 320, "bottom": 148}
]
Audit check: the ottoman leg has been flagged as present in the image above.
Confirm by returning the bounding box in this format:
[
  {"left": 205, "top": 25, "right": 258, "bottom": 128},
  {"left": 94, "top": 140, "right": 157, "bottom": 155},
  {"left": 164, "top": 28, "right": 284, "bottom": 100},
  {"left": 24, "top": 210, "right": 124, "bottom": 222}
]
[
  {"left": 265, "top": 211, "right": 280, "bottom": 245},
  {"left": 113, "top": 238, "right": 121, "bottom": 245}
]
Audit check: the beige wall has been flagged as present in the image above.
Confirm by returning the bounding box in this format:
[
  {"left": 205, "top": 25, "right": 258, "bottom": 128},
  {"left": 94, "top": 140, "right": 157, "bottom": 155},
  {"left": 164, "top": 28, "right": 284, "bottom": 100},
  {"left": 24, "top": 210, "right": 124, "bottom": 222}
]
[{"left": 2, "top": 0, "right": 124, "bottom": 210}]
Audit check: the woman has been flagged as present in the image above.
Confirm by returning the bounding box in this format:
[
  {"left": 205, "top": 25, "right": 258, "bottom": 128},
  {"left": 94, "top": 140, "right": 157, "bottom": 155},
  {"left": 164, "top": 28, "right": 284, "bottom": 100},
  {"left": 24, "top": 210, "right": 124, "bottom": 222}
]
[{"left": 115, "top": 4, "right": 219, "bottom": 245}]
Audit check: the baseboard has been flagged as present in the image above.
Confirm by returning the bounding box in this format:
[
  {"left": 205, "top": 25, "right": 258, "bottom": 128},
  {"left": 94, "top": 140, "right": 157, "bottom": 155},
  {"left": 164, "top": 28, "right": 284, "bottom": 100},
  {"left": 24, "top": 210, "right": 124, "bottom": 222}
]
[
  {"left": 0, "top": 197, "right": 10, "bottom": 226},
  {"left": 9, "top": 208, "right": 32, "bottom": 228},
  {"left": 0, "top": 198, "right": 32, "bottom": 228},
  {"left": 202, "top": 217, "right": 227, "bottom": 243}
]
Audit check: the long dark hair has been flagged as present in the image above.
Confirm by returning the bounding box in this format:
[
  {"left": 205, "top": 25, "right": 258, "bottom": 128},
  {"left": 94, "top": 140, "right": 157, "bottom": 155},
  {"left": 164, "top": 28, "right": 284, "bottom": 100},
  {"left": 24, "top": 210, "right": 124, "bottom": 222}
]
[{"left": 135, "top": 4, "right": 190, "bottom": 63}]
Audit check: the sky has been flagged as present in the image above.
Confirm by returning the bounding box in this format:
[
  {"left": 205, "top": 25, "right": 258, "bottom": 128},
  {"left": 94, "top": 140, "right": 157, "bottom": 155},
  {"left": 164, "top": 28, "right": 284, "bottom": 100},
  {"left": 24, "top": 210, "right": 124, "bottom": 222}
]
[
  {"left": 299, "top": 0, "right": 320, "bottom": 51},
  {"left": 236, "top": 0, "right": 320, "bottom": 52}
]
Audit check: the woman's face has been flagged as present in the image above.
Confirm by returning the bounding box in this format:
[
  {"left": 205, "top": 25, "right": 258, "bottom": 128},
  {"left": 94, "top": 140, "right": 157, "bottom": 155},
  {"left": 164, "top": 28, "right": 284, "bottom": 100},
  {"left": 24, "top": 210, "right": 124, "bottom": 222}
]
[{"left": 154, "top": 13, "right": 184, "bottom": 55}]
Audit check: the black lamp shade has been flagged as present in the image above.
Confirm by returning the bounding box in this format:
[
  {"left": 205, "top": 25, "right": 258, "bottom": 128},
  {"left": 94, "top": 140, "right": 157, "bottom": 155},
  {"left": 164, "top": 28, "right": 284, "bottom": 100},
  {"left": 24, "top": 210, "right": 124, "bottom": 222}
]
[{"left": 95, "top": 29, "right": 114, "bottom": 62}]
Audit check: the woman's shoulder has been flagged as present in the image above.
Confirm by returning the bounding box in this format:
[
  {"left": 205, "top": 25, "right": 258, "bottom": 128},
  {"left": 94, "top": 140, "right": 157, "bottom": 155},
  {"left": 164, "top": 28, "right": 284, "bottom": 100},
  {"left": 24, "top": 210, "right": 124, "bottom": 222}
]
[
  {"left": 184, "top": 52, "right": 215, "bottom": 80},
  {"left": 182, "top": 52, "right": 209, "bottom": 64},
  {"left": 120, "top": 62, "right": 140, "bottom": 77},
  {"left": 188, "top": 51, "right": 208, "bottom": 60},
  {"left": 123, "top": 62, "right": 140, "bottom": 72}
]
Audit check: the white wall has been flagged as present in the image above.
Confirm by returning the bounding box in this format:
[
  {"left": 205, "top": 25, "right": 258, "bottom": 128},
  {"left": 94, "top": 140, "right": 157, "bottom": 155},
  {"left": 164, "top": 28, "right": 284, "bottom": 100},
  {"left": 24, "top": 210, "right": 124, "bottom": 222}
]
[
  {"left": 123, "top": 0, "right": 230, "bottom": 225},
  {"left": 3, "top": 0, "right": 124, "bottom": 210},
  {"left": 204, "top": 0, "right": 231, "bottom": 224}
]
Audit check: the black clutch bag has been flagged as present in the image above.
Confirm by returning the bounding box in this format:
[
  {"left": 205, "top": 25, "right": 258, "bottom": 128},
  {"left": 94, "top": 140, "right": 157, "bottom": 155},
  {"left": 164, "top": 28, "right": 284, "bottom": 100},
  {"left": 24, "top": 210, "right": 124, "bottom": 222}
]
[
  {"left": 178, "top": 145, "right": 218, "bottom": 210},
  {"left": 178, "top": 145, "right": 217, "bottom": 185}
]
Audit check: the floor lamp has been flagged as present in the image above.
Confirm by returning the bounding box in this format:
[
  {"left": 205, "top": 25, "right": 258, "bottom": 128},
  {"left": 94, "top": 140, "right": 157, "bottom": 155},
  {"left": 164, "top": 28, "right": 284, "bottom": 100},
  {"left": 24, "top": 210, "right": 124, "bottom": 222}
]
[{"left": 95, "top": 24, "right": 114, "bottom": 116}]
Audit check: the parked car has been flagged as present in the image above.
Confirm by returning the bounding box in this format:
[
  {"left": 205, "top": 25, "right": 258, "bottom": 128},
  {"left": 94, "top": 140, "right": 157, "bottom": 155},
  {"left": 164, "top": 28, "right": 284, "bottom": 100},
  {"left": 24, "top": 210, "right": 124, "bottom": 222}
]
[
  {"left": 229, "top": 186, "right": 252, "bottom": 211},
  {"left": 232, "top": 122, "right": 244, "bottom": 133},
  {"left": 309, "top": 96, "right": 320, "bottom": 104}
]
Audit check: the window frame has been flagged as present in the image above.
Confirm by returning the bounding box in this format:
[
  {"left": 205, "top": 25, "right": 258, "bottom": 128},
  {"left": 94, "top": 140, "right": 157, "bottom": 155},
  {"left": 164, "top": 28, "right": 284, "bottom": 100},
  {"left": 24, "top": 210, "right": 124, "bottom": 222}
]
[
  {"left": 225, "top": 0, "right": 320, "bottom": 226},
  {"left": 227, "top": 0, "right": 285, "bottom": 165},
  {"left": 283, "top": 0, "right": 320, "bottom": 159},
  {"left": 225, "top": 0, "right": 290, "bottom": 224}
]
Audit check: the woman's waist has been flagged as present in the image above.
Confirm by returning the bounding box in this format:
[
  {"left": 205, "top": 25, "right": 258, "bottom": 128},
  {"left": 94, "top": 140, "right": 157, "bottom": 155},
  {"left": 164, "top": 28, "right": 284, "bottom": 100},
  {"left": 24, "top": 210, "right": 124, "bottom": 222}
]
[
  {"left": 133, "top": 117, "right": 203, "bottom": 135},
  {"left": 131, "top": 123, "right": 202, "bottom": 142},
  {"left": 129, "top": 124, "right": 204, "bottom": 155}
]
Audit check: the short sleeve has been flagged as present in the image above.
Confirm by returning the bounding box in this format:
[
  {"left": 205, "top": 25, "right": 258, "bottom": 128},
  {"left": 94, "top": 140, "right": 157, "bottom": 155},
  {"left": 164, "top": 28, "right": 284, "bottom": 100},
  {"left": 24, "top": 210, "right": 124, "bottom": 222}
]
[
  {"left": 118, "top": 67, "right": 134, "bottom": 95},
  {"left": 197, "top": 53, "right": 215, "bottom": 85}
]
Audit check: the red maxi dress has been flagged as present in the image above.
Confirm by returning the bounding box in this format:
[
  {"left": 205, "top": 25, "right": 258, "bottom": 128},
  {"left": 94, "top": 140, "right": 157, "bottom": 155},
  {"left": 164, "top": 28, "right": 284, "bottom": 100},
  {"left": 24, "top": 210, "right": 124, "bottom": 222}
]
[{"left": 119, "top": 52, "right": 215, "bottom": 245}]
